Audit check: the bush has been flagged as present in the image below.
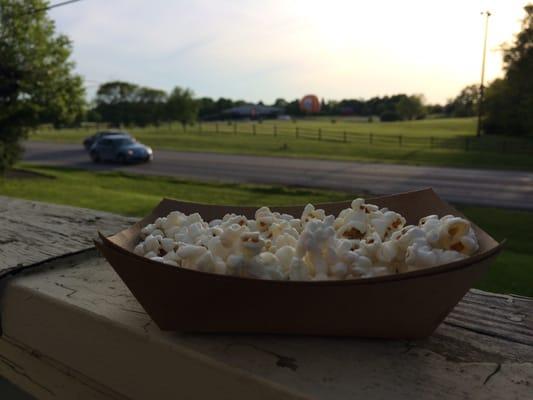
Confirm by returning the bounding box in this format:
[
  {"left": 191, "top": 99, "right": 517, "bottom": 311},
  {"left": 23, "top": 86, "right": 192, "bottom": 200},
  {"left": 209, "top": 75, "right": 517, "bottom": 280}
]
[{"left": 380, "top": 111, "right": 402, "bottom": 122}]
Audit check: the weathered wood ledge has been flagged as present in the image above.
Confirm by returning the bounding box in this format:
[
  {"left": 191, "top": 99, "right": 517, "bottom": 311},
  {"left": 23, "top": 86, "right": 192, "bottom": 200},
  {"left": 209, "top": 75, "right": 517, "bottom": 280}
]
[{"left": 0, "top": 196, "right": 531, "bottom": 399}]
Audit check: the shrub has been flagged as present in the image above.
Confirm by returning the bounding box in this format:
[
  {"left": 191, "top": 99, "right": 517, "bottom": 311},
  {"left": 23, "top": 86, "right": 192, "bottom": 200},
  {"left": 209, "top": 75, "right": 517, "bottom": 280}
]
[{"left": 379, "top": 111, "right": 402, "bottom": 122}]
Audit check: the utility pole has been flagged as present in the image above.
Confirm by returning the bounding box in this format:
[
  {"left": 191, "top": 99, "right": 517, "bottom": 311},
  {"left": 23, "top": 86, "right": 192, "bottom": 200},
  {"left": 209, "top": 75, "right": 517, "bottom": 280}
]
[{"left": 477, "top": 10, "right": 491, "bottom": 137}]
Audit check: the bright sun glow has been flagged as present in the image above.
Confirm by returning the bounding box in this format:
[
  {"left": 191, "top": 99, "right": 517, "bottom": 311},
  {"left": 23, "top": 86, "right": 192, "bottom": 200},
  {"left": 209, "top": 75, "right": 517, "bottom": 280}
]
[{"left": 51, "top": 0, "right": 529, "bottom": 103}]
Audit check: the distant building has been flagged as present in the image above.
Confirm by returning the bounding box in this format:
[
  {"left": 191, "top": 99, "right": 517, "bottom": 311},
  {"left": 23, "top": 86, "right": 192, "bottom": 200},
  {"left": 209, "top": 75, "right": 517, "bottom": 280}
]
[{"left": 220, "top": 104, "right": 283, "bottom": 120}]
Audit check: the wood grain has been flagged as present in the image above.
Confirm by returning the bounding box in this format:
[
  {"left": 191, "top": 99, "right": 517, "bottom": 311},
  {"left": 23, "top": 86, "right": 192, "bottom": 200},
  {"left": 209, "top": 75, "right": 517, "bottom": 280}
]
[
  {"left": 0, "top": 197, "right": 531, "bottom": 399},
  {"left": 0, "top": 196, "right": 135, "bottom": 275}
]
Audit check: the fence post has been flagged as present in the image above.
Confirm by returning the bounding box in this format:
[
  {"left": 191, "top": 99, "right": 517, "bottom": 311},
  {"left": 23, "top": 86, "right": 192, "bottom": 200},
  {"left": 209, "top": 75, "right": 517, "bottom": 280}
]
[
  {"left": 296, "top": 127, "right": 299, "bottom": 139},
  {"left": 343, "top": 131, "right": 347, "bottom": 143},
  {"left": 465, "top": 137, "right": 469, "bottom": 151},
  {"left": 369, "top": 133, "right": 373, "bottom": 144},
  {"left": 398, "top": 135, "right": 402, "bottom": 147},
  {"left": 215, "top": 123, "right": 219, "bottom": 133},
  {"left": 199, "top": 123, "right": 202, "bottom": 133},
  {"left": 274, "top": 125, "right": 277, "bottom": 137},
  {"left": 233, "top": 123, "right": 237, "bottom": 134},
  {"left": 318, "top": 128, "right": 322, "bottom": 141},
  {"left": 253, "top": 125, "right": 256, "bottom": 135}
]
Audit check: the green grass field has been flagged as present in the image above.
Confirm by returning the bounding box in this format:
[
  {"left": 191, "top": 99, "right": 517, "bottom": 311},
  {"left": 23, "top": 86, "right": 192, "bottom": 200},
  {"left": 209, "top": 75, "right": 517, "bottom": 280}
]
[
  {"left": 30, "top": 117, "right": 533, "bottom": 170},
  {"left": 1, "top": 165, "right": 531, "bottom": 297}
]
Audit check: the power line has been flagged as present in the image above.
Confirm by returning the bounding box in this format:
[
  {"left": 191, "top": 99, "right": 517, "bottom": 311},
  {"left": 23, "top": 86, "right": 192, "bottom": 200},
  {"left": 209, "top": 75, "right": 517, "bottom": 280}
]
[{"left": 8, "top": 0, "right": 85, "bottom": 18}]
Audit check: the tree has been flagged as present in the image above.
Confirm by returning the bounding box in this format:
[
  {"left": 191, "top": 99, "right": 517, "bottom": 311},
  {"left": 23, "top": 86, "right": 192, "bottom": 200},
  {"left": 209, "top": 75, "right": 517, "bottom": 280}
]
[
  {"left": 95, "top": 81, "right": 139, "bottom": 127},
  {"left": 482, "top": 79, "right": 512, "bottom": 134},
  {"left": 285, "top": 99, "right": 303, "bottom": 116},
  {"left": 197, "top": 97, "right": 217, "bottom": 118},
  {"left": 0, "top": 0, "right": 85, "bottom": 173},
  {"left": 446, "top": 85, "right": 479, "bottom": 117},
  {"left": 134, "top": 87, "right": 167, "bottom": 127},
  {"left": 273, "top": 98, "right": 288, "bottom": 108},
  {"left": 484, "top": 4, "right": 533, "bottom": 135},
  {"left": 396, "top": 95, "right": 426, "bottom": 120},
  {"left": 426, "top": 104, "right": 444, "bottom": 115},
  {"left": 166, "top": 87, "right": 198, "bottom": 126},
  {"left": 380, "top": 110, "right": 402, "bottom": 122},
  {"left": 94, "top": 81, "right": 167, "bottom": 127}
]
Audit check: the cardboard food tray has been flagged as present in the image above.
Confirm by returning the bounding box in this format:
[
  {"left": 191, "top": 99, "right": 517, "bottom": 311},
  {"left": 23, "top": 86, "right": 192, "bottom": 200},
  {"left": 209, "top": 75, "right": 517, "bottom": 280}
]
[{"left": 95, "top": 188, "right": 504, "bottom": 339}]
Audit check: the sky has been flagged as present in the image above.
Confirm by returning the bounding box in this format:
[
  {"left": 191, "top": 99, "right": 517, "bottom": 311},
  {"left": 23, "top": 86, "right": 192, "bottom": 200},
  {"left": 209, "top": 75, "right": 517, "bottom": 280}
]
[{"left": 50, "top": 0, "right": 530, "bottom": 104}]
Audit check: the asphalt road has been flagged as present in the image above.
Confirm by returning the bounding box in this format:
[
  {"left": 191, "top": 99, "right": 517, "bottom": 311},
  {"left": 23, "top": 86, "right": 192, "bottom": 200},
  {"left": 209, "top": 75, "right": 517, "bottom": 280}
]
[{"left": 22, "top": 141, "right": 533, "bottom": 210}]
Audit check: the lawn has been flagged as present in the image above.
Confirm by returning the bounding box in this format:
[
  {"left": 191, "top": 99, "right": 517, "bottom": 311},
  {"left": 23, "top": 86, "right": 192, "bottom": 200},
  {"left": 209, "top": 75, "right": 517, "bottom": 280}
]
[
  {"left": 29, "top": 118, "right": 533, "bottom": 170},
  {"left": 1, "top": 165, "right": 531, "bottom": 297}
]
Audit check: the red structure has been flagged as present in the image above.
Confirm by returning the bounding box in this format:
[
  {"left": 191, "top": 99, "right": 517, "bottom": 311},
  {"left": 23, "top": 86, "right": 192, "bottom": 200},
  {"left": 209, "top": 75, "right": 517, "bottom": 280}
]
[{"left": 299, "top": 94, "right": 321, "bottom": 113}]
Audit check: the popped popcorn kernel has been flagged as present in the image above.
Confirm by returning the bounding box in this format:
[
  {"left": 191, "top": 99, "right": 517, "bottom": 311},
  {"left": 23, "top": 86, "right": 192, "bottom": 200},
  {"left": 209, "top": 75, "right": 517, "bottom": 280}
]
[{"left": 135, "top": 198, "right": 479, "bottom": 281}]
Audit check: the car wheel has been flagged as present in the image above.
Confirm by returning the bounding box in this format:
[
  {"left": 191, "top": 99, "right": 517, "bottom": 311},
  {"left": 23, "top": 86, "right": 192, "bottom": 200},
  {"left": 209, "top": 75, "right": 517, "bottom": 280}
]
[
  {"left": 90, "top": 151, "right": 100, "bottom": 163},
  {"left": 117, "top": 154, "right": 127, "bottom": 164}
]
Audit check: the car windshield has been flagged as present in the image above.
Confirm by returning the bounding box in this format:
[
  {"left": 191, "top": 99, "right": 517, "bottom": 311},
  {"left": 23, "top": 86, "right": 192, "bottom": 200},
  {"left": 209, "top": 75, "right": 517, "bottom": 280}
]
[{"left": 112, "top": 138, "right": 135, "bottom": 147}]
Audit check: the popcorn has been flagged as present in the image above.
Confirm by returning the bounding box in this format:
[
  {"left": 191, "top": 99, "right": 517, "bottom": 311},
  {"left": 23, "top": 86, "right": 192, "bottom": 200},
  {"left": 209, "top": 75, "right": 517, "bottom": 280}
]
[
  {"left": 350, "top": 252, "right": 373, "bottom": 277},
  {"left": 163, "top": 250, "right": 178, "bottom": 262},
  {"left": 195, "top": 250, "right": 217, "bottom": 273},
  {"left": 450, "top": 229, "right": 479, "bottom": 255},
  {"left": 297, "top": 216, "right": 336, "bottom": 279},
  {"left": 135, "top": 198, "right": 480, "bottom": 281},
  {"left": 358, "top": 232, "right": 382, "bottom": 261},
  {"left": 144, "top": 235, "right": 161, "bottom": 254},
  {"left": 226, "top": 254, "right": 246, "bottom": 276},
  {"left": 140, "top": 223, "right": 156, "bottom": 238},
  {"left": 337, "top": 220, "right": 367, "bottom": 240},
  {"left": 405, "top": 238, "right": 466, "bottom": 270},
  {"left": 255, "top": 207, "right": 275, "bottom": 231},
  {"left": 249, "top": 252, "right": 284, "bottom": 280},
  {"left": 275, "top": 245, "right": 296, "bottom": 273},
  {"left": 144, "top": 250, "right": 157, "bottom": 259},
  {"left": 133, "top": 243, "right": 145, "bottom": 256},
  {"left": 150, "top": 229, "right": 164, "bottom": 238},
  {"left": 273, "top": 232, "right": 298, "bottom": 250},
  {"left": 239, "top": 232, "right": 264, "bottom": 259},
  {"left": 160, "top": 238, "right": 176, "bottom": 253},
  {"left": 370, "top": 211, "right": 405, "bottom": 240},
  {"left": 177, "top": 245, "right": 207, "bottom": 270},
  {"left": 329, "top": 262, "right": 348, "bottom": 280},
  {"left": 207, "top": 236, "right": 230, "bottom": 260},
  {"left": 301, "top": 204, "right": 326, "bottom": 225},
  {"left": 405, "top": 238, "right": 438, "bottom": 269},
  {"left": 220, "top": 223, "right": 245, "bottom": 248},
  {"left": 209, "top": 219, "right": 222, "bottom": 227},
  {"left": 289, "top": 257, "right": 310, "bottom": 281},
  {"left": 420, "top": 215, "right": 479, "bottom": 255}
]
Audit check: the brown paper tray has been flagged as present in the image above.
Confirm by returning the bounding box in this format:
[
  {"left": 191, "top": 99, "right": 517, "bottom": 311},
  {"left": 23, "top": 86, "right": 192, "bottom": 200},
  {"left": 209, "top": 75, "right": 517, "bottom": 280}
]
[{"left": 95, "top": 188, "right": 504, "bottom": 338}]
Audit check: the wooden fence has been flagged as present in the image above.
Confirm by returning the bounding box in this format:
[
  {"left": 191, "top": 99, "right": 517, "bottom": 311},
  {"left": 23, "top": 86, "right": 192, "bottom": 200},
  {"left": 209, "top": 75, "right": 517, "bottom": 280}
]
[
  {"left": 40, "top": 122, "right": 533, "bottom": 154},
  {"left": 189, "top": 123, "right": 533, "bottom": 154}
]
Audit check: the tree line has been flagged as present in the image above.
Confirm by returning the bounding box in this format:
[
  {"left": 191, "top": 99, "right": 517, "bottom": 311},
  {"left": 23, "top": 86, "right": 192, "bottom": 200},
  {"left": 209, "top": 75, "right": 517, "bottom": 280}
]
[
  {"left": 88, "top": 86, "right": 430, "bottom": 125},
  {"left": 90, "top": 82, "right": 198, "bottom": 127}
]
